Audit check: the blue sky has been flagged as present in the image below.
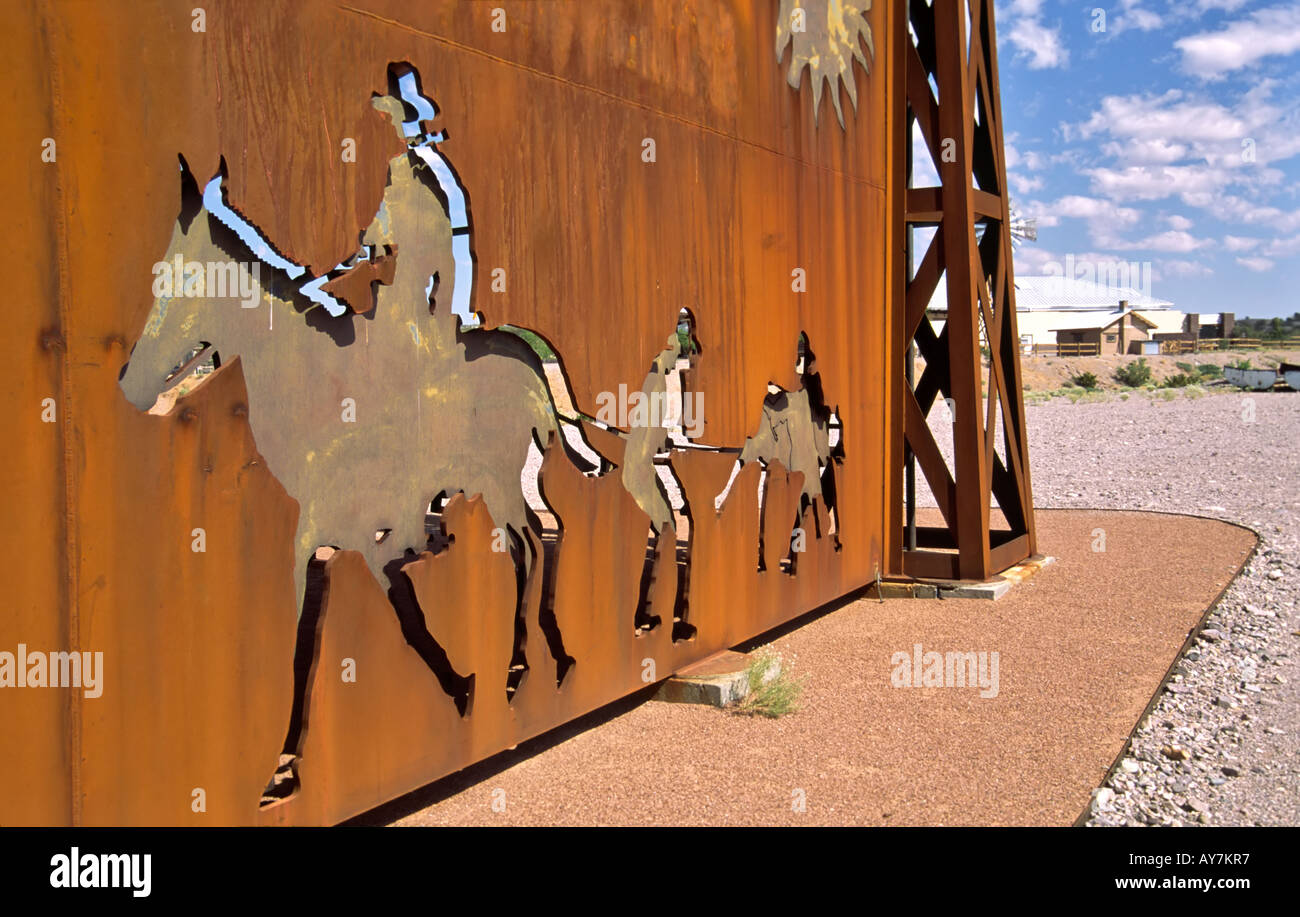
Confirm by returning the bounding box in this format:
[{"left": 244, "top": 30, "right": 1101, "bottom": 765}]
[{"left": 984, "top": 1, "right": 1300, "bottom": 319}]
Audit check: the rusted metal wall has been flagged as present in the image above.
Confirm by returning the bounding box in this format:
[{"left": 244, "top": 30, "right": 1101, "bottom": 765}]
[{"left": 0, "top": 0, "right": 1006, "bottom": 826}]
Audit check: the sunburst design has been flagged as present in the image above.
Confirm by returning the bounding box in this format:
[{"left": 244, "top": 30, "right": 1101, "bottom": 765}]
[{"left": 776, "top": 0, "right": 874, "bottom": 129}]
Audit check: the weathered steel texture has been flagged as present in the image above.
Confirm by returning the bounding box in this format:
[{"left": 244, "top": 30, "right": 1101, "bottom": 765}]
[
  {"left": 897, "top": 0, "right": 1036, "bottom": 581},
  {"left": 1, "top": 0, "right": 1023, "bottom": 827},
  {"left": 0, "top": 0, "right": 77, "bottom": 825}
]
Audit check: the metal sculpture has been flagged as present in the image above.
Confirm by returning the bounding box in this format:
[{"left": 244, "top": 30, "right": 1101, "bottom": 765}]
[
  {"left": 1, "top": 0, "right": 1032, "bottom": 826},
  {"left": 897, "top": 0, "right": 1037, "bottom": 580},
  {"left": 776, "top": 0, "right": 875, "bottom": 128},
  {"left": 120, "top": 68, "right": 620, "bottom": 802}
]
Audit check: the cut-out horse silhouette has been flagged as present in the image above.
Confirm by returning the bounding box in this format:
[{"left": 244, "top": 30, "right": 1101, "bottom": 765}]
[
  {"left": 119, "top": 64, "right": 605, "bottom": 799},
  {"left": 714, "top": 334, "right": 844, "bottom": 571}
]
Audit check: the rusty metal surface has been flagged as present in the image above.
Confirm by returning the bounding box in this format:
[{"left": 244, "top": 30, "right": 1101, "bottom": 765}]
[{"left": 1, "top": 0, "right": 1028, "bottom": 826}]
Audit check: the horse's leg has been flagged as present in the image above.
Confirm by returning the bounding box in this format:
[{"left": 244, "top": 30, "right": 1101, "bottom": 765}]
[
  {"left": 383, "top": 553, "right": 474, "bottom": 716},
  {"left": 505, "top": 526, "right": 530, "bottom": 700},
  {"left": 525, "top": 522, "right": 574, "bottom": 687},
  {"left": 633, "top": 525, "right": 664, "bottom": 634},
  {"left": 654, "top": 463, "right": 695, "bottom": 643},
  {"left": 262, "top": 545, "right": 325, "bottom": 803},
  {"left": 783, "top": 500, "right": 809, "bottom": 576},
  {"left": 670, "top": 513, "right": 695, "bottom": 643},
  {"left": 820, "top": 461, "right": 842, "bottom": 550}
]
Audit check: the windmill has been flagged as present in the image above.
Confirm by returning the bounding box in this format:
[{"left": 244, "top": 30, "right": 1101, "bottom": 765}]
[
  {"left": 1007, "top": 197, "right": 1038, "bottom": 248},
  {"left": 972, "top": 198, "right": 1037, "bottom": 249}
]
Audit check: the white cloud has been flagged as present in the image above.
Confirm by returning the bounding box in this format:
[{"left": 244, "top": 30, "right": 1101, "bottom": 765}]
[
  {"left": 1177, "top": 5, "right": 1300, "bottom": 78},
  {"left": 1004, "top": 134, "right": 1047, "bottom": 197},
  {"left": 1003, "top": 2, "right": 1069, "bottom": 70},
  {"left": 910, "top": 121, "right": 940, "bottom": 188},
  {"left": 1222, "top": 235, "right": 1260, "bottom": 252},
  {"left": 1004, "top": 1, "right": 1044, "bottom": 16},
  {"left": 1086, "top": 165, "right": 1221, "bottom": 201},
  {"left": 1193, "top": 1, "right": 1251, "bottom": 12},
  {"left": 1198, "top": 196, "right": 1300, "bottom": 233},
  {"left": 1236, "top": 256, "right": 1275, "bottom": 272},
  {"left": 1073, "top": 85, "right": 1300, "bottom": 171},
  {"left": 1041, "top": 195, "right": 1141, "bottom": 247},
  {"left": 1076, "top": 91, "right": 1245, "bottom": 146},
  {"left": 1110, "top": 1, "right": 1163, "bottom": 34},
  {"left": 1003, "top": 136, "right": 1023, "bottom": 170},
  {"left": 1052, "top": 195, "right": 1140, "bottom": 224},
  {"left": 1130, "top": 230, "right": 1212, "bottom": 253},
  {"left": 1065, "top": 83, "right": 1300, "bottom": 234},
  {"left": 1011, "top": 245, "right": 1061, "bottom": 275},
  {"left": 1263, "top": 235, "right": 1300, "bottom": 257},
  {"left": 1156, "top": 260, "right": 1214, "bottom": 280},
  {"left": 1099, "top": 138, "right": 1189, "bottom": 165},
  {"left": 1010, "top": 174, "right": 1045, "bottom": 194}
]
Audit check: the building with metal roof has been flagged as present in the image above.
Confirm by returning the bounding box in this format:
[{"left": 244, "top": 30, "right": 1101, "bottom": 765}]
[{"left": 927, "top": 274, "right": 1211, "bottom": 350}]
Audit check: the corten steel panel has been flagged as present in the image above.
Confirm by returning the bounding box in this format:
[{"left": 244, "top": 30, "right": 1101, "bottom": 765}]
[
  {"left": 0, "top": 0, "right": 1003, "bottom": 827},
  {"left": 0, "top": 0, "right": 76, "bottom": 825}
]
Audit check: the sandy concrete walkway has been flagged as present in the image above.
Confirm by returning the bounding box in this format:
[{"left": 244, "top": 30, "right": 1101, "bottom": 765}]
[{"left": 365, "top": 508, "right": 1254, "bottom": 826}]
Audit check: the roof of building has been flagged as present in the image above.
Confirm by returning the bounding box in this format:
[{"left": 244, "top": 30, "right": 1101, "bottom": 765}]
[
  {"left": 1053, "top": 308, "right": 1158, "bottom": 332},
  {"left": 927, "top": 274, "right": 1175, "bottom": 313}
]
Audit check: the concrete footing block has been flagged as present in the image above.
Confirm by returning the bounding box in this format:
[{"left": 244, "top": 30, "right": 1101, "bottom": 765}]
[
  {"left": 869, "top": 555, "right": 1056, "bottom": 602},
  {"left": 653, "top": 650, "right": 779, "bottom": 708},
  {"left": 940, "top": 579, "right": 1012, "bottom": 600}
]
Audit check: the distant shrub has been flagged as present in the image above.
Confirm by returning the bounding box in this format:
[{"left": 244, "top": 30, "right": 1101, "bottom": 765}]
[
  {"left": 1232, "top": 358, "right": 1253, "bottom": 371},
  {"left": 1176, "top": 361, "right": 1196, "bottom": 374},
  {"left": 1067, "top": 388, "right": 1107, "bottom": 404},
  {"left": 1162, "top": 372, "right": 1198, "bottom": 388},
  {"left": 1196, "top": 364, "right": 1222, "bottom": 378},
  {"left": 1114, "top": 359, "right": 1153, "bottom": 387},
  {"left": 1070, "top": 371, "right": 1099, "bottom": 390}
]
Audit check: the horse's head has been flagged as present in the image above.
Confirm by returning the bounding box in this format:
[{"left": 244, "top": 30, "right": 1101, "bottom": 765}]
[{"left": 120, "top": 157, "right": 261, "bottom": 411}]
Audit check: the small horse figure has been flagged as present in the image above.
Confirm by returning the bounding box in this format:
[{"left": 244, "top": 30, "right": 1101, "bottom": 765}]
[{"left": 714, "top": 334, "right": 844, "bottom": 572}]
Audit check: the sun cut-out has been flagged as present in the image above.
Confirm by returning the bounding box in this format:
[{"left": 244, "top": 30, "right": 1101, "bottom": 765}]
[{"left": 775, "top": 0, "right": 875, "bottom": 129}]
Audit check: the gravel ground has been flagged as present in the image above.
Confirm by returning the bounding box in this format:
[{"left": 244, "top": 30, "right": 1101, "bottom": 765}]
[{"left": 1014, "top": 388, "right": 1300, "bottom": 826}]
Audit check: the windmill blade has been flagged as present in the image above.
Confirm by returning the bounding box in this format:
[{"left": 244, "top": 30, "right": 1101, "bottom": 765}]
[{"left": 1007, "top": 198, "right": 1038, "bottom": 248}]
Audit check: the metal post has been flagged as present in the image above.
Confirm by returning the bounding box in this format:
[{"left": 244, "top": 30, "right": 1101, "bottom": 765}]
[{"left": 904, "top": 112, "right": 917, "bottom": 552}]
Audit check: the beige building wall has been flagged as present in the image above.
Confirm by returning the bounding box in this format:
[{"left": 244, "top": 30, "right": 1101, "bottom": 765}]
[{"left": 1136, "top": 310, "right": 1185, "bottom": 336}]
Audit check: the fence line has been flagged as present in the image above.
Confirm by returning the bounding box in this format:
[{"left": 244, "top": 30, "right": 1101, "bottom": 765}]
[
  {"left": 1032, "top": 342, "right": 1101, "bottom": 357},
  {"left": 1028, "top": 338, "right": 1300, "bottom": 357},
  {"left": 1163, "top": 337, "right": 1300, "bottom": 353}
]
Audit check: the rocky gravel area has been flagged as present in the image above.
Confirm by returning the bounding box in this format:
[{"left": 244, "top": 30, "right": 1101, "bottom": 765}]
[{"left": 1002, "top": 388, "right": 1299, "bottom": 826}]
